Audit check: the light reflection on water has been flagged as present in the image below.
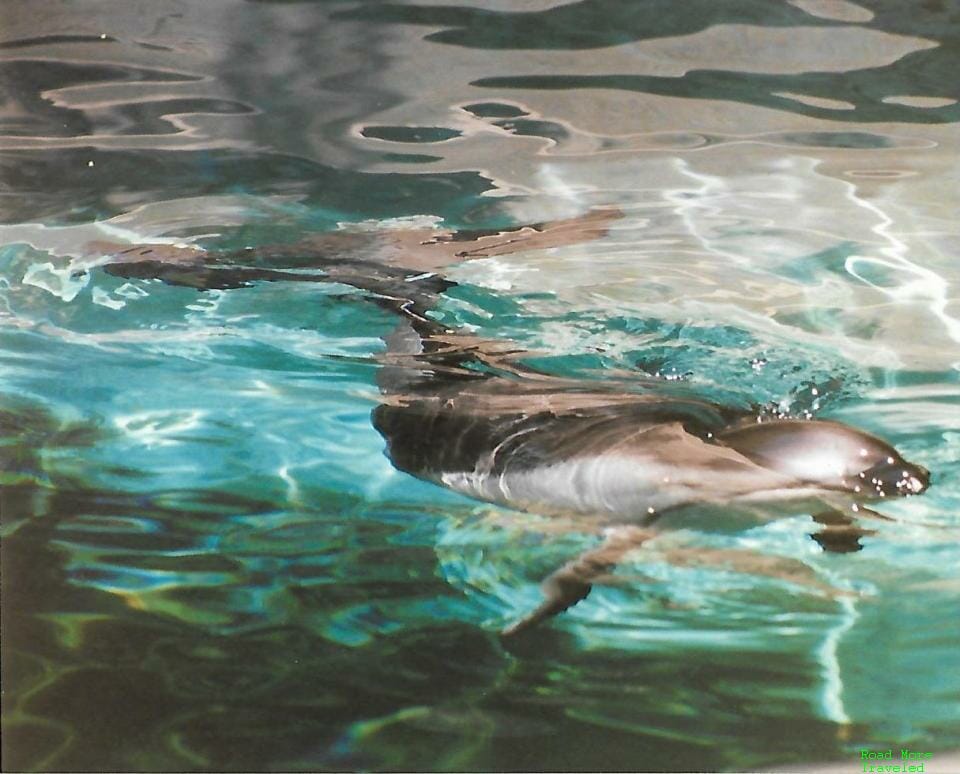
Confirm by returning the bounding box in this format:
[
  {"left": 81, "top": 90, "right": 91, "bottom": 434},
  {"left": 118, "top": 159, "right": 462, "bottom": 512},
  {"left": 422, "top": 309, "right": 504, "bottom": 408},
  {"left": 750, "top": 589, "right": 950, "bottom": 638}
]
[{"left": 2, "top": 0, "right": 959, "bottom": 771}]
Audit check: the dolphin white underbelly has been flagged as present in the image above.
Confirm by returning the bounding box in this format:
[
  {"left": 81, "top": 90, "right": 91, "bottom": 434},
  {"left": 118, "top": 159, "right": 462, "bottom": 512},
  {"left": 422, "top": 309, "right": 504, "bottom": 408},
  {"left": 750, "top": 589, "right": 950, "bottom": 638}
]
[{"left": 440, "top": 453, "right": 804, "bottom": 518}]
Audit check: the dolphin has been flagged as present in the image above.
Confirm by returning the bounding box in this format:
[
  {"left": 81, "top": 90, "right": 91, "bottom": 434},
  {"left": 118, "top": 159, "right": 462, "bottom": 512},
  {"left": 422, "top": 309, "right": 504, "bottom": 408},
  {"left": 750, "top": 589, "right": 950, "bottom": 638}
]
[
  {"left": 89, "top": 208, "right": 931, "bottom": 635},
  {"left": 368, "top": 315, "right": 930, "bottom": 634}
]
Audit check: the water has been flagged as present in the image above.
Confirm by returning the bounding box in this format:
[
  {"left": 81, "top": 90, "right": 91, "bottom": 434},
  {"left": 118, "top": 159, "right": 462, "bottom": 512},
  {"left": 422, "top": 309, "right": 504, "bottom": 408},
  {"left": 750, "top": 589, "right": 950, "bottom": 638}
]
[{"left": 2, "top": 1, "right": 959, "bottom": 770}]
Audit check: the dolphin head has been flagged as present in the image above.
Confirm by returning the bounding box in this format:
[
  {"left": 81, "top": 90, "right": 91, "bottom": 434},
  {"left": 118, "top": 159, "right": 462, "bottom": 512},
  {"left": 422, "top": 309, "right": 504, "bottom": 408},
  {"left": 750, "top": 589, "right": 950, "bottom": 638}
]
[
  {"left": 718, "top": 419, "right": 930, "bottom": 500},
  {"left": 856, "top": 453, "right": 930, "bottom": 498}
]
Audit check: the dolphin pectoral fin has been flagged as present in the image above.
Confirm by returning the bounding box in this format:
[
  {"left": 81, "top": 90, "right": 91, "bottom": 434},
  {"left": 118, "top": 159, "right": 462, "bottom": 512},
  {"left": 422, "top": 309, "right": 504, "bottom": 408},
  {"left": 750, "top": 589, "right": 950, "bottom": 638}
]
[
  {"left": 810, "top": 525, "right": 873, "bottom": 554},
  {"left": 500, "top": 525, "right": 652, "bottom": 638},
  {"left": 809, "top": 509, "right": 876, "bottom": 554},
  {"left": 824, "top": 506, "right": 895, "bottom": 523},
  {"left": 499, "top": 571, "right": 594, "bottom": 638},
  {"left": 809, "top": 506, "right": 957, "bottom": 550}
]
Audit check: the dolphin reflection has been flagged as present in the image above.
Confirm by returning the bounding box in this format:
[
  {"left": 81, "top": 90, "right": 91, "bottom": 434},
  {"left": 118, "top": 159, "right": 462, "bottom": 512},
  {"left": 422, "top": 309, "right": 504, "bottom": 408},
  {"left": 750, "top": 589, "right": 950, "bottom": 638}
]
[{"left": 92, "top": 209, "right": 931, "bottom": 635}]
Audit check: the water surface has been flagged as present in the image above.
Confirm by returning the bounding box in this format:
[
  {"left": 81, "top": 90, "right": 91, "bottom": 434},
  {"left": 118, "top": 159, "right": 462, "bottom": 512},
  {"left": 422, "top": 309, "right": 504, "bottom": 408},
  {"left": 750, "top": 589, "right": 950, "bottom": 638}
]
[{"left": 2, "top": 0, "right": 959, "bottom": 770}]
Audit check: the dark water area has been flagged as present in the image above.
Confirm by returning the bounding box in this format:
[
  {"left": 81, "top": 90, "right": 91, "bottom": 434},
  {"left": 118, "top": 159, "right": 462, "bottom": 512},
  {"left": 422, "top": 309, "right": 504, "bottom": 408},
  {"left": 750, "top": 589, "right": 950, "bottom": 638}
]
[{"left": 2, "top": 1, "right": 960, "bottom": 771}]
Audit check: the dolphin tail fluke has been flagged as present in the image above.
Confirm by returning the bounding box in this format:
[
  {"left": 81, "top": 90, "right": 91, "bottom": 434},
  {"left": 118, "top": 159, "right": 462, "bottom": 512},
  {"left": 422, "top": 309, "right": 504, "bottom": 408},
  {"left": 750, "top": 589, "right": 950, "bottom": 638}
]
[{"left": 500, "top": 526, "right": 652, "bottom": 637}]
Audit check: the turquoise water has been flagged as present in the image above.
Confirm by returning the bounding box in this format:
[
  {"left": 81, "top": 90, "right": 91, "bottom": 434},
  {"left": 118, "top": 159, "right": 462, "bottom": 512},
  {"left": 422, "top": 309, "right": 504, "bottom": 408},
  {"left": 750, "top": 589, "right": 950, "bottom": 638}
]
[{"left": 2, "top": 1, "right": 960, "bottom": 771}]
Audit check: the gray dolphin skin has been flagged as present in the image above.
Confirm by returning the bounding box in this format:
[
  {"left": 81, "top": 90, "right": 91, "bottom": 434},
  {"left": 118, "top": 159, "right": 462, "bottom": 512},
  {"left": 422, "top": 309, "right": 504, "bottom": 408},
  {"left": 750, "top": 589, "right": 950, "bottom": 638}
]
[{"left": 93, "top": 209, "right": 931, "bottom": 636}]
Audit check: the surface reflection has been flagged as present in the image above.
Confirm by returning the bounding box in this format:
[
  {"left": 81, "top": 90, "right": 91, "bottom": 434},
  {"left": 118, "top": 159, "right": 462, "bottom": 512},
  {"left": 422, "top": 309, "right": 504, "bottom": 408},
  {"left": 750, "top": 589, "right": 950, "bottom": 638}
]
[
  {"left": 82, "top": 211, "right": 934, "bottom": 636},
  {"left": 2, "top": 0, "right": 959, "bottom": 771}
]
